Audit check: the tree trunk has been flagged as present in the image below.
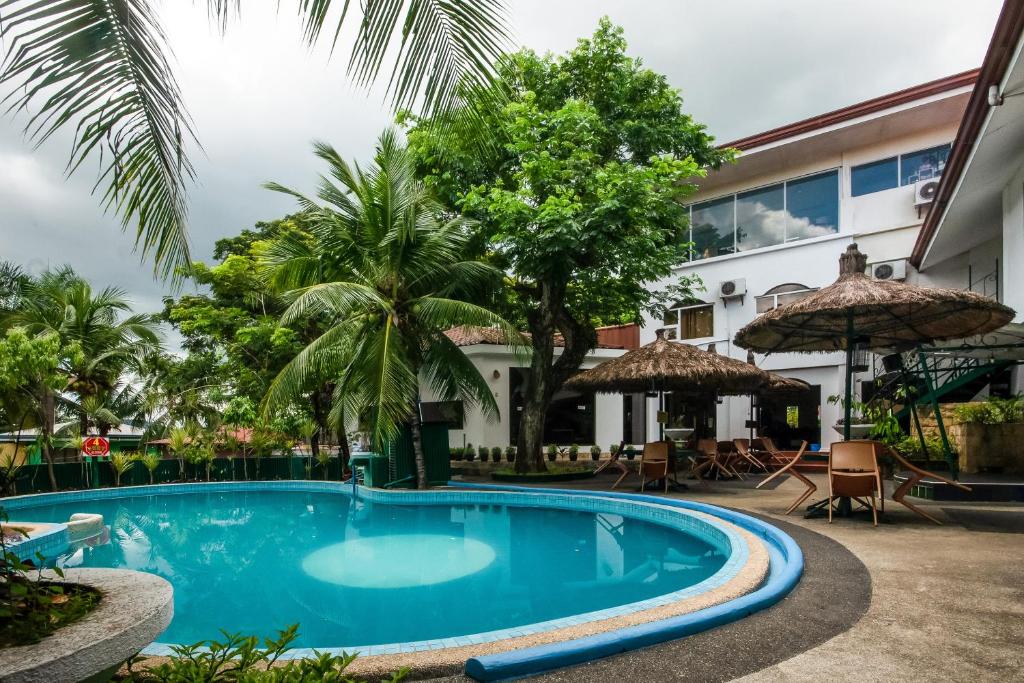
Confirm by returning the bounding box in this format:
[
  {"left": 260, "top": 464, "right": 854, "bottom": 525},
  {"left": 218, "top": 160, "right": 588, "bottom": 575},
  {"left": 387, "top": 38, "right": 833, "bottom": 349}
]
[
  {"left": 514, "top": 282, "right": 596, "bottom": 473},
  {"left": 410, "top": 402, "right": 428, "bottom": 489},
  {"left": 41, "top": 389, "right": 57, "bottom": 491}
]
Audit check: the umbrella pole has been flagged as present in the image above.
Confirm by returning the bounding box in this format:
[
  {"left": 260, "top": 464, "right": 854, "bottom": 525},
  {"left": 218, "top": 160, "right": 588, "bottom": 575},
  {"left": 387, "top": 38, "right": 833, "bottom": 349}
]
[
  {"left": 844, "top": 314, "right": 854, "bottom": 442},
  {"left": 659, "top": 390, "right": 665, "bottom": 441}
]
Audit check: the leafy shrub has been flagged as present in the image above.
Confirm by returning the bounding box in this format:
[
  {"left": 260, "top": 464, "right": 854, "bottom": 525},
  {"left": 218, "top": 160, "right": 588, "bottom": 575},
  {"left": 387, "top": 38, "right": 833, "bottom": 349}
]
[
  {"left": 490, "top": 447, "right": 502, "bottom": 462},
  {"left": 892, "top": 434, "right": 954, "bottom": 461},
  {"left": 545, "top": 444, "right": 558, "bottom": 462},
  {"left": 125, "top": 624, "right": 408, "bottom": 682},
  {"left": 504, "top": 446, "right": 516, "bottom": 462},
  {"left": 477, "top": 445, "right": 488, "bottom": 461},
  {"left": 1, "top": 510, "right": 100, "bottom": 646},
  {"left": 590, "top": 445, "right": 601, "bottom": 461},
  {"left": 464, "top": 443, "right": 475, "bottom": 462},
  {"left": 954, "top": 396, "right": 1024, "bottom": 424},
  {"left": 568, "top": 444, "right": 579, "bottom": 461}
]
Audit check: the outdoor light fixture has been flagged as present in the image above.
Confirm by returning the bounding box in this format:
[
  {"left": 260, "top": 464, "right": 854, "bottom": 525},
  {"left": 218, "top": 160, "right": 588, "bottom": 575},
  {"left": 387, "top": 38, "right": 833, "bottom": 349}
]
[{"left": 492, "top": 369, "right": 501, "bottom": 379}]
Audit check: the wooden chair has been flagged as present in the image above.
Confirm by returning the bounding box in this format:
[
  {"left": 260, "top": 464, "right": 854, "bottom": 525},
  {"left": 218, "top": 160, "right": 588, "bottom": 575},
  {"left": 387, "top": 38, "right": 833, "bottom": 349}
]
[
  {"left": 734, "top": 438, "right": 769, "bottom": 473},
  {"left": 829, "top": 441, "right": 883, "bottom": 526},
  {"left": 874, "top": 442, "right": 972, "bottom": 525},
  {"left": 760, "top": 437, "right": 794, "bottom": 469},
  {"left": 685, "top": 438, "right": 718, "bottom": 484},
  {"left": 639, "top": 441, "right": 671, "bottom": 493},
  {"left": 756, "top": 441, "right": 813, "bottom": 514},
  {"left": 599, "top": 440, "right": 636, "bottom": 489}
]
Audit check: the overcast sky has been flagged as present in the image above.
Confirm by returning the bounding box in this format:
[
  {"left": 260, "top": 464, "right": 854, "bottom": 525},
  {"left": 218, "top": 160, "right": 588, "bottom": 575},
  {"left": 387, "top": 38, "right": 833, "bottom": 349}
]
[{"left": 0, "top": 0, "right": 1004, "bottom": 326}]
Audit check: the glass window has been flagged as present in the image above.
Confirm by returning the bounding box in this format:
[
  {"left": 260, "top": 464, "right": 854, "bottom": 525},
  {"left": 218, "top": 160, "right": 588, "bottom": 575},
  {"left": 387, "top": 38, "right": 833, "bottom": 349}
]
[
  {"left": 755, "top": 283, "right": 817, "bottom": 313},
  {"left": 691, "top": 197, "right": 735, "bottom": 259},
  {"left": 736, "top": 184, "right": 785, "bottom": 252},
  {"left": 851, "top": 157, "right": 898, "bottom": 197},
  {"left": 900, "top": 145, "right": 950, "bottom": 185},
  {"left": 679, "top": 304, "right": 713, "bottom": 340},
  {"left": 662, "top": 302, "right": 713, "bottom": 340},
  {"left": 785, "top": 171, "right": 839, "bottom": 241}
]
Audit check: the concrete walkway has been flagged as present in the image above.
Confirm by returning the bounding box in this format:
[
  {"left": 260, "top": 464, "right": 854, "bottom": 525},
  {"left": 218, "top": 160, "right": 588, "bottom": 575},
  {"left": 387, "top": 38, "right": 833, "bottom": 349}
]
[{"left": 452, "top": 473, "right": 1024, "bottom": 682}]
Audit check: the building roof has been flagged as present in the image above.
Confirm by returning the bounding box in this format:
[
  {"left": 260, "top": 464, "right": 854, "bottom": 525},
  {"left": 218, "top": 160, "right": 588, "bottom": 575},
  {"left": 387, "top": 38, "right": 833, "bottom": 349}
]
[
  {"left": 722, "top": 70, "right": 979, "bottom": 152},
  {"left": 444, "top": 325, "right": 626, "bottom": 349},
  {"left": 910, "top": 1, "right": 1024, "bottom": 268}
]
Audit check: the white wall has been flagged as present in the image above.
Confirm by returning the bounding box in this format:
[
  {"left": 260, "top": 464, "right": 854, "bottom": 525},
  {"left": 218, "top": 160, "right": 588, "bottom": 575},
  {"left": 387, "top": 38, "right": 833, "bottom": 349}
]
[
  {"left": 422, "top": 346, "right": 626, "bottom": 451},
  {"left": 1002, "top": 162, "right": 1024, "bottom": 319},
  {"left": 639, "top": 120, "right": 960, "bottom": 449}
]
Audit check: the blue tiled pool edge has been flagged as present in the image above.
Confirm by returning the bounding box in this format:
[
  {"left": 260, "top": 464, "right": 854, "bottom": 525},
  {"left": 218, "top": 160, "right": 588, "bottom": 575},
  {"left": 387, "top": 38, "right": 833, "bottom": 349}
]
[{"left": 453, "top": 482, "right": 804, "bottom": 682}]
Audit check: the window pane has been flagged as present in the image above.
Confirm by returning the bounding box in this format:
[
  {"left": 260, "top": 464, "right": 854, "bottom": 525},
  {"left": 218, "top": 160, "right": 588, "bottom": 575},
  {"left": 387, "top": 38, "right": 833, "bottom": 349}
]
[
  {"left": 851, "top": 157, "right": 898, "bottom": 196},
  {"left": 785, "top": 171, "right": 839, "bottom": 241},
  {"left": 680, "top": 305, "right": 713, "bottom": 340},
  {"left": 736, "top": 184, "right": 785, "bottom": 252},
  {"left": 755, "top": 296, "right": 776, "bottom": 314},
  {"left": 691, "top": 197, "right": 735, "bottom": 259},
  {"left": 900, "top": 145, "right": 950, "bottom": 185},
  {"left": 778, "top": 290, "right": 814, "bottom": 307},
  {"left": 663, "top": 309, "right": 679, "bottom": 326}
]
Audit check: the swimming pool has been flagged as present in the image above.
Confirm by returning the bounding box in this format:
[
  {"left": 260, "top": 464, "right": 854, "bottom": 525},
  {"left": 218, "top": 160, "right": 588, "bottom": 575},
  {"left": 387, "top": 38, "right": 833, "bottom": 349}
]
[{"left": 2, "top": 482, "right": 801, "bottom": 678}]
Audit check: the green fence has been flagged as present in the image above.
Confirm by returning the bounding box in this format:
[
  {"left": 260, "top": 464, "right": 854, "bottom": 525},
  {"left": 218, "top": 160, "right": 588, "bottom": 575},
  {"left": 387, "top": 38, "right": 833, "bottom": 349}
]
[
  {"left": 5, "top": 454, "right": 349, "bottom": 496},
  {"left": 385, "top": 422, "right": 450, "bottom": 487}
]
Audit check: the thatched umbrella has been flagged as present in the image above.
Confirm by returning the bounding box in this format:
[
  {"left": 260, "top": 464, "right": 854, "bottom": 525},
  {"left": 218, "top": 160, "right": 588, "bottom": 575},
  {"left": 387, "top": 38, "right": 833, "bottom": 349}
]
[
  {"left": 735, "top": 243, "right": 1014, "bottom": 441},
  {"left": 566, "top": 330, "right": 768, "bottom": 439}
]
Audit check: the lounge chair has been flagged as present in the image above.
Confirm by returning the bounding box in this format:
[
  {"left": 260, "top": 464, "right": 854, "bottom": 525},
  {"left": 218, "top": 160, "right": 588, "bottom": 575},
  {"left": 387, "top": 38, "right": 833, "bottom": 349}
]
[
  {"left": 756, "top": 441, "right": 813, "bottom": 514},
  {"left": 598, "top": 440, "right": 635, "bottom": 489},
  {"left": 639, "top": 441, "right": 671, "bottom": 493},
  {"left": 760, "top": 436, "right": 794, "bottom": 469},
  {"left": 829, "top": 441, "right": 883, "bottom": 526}
]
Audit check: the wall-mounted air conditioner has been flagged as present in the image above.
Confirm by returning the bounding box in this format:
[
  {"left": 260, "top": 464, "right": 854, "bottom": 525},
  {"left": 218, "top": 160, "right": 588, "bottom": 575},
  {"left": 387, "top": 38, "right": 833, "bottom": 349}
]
[
  {"left": 914, "top": 177, "right": 941, "bottom": 207},
  {"left": 869, "top": 259, "right": 907, "bottom": 281},
  {"left": 719, "top": 278, "right": 747, "bottom": 299}
]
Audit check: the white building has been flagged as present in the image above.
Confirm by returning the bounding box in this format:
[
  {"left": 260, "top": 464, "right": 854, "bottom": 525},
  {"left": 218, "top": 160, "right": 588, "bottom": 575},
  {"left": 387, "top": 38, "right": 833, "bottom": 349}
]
[
  {"left": 426, "top": 325, "right": 636, "bottom": 451},
  {"left": 641, "top": 70, "right": 980, "bottom": 450}
]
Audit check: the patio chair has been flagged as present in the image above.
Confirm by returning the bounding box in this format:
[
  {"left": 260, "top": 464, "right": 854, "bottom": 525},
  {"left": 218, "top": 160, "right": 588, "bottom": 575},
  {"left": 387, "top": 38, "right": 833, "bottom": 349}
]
[
  {"left": 734, "top": 438, "right": 769, "bottom": 473},
  {"left": 639, "top": 441, "right": 671, "bottom": 493},
  {"left": 829, "top": 441, "right": 883, "bottom": 526},
  {"left": 755, "top": 441, "right": 813, "bottom": 514},
  {"left": 716, "top": 440, "right": 745, "bottom": 479},
  {"left": 599, "top": 440, "right": 635, "bottom": 489},
  {"left": 873, "top": 442, "right": 972, "bottom": 525},
  {"left": 760, "top": 437, "right": 793, "bottom": 469}
]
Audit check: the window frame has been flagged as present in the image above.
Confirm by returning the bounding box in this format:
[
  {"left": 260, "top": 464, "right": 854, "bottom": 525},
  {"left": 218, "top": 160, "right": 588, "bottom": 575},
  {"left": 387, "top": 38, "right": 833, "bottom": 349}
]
[
  {"left": 754, "top": 284, "right": 819, "bottom": 314},
  {"left": 850, "top": 143, "right": 952, "bottom": 198},
  {"left": 686, "top": 168, "right": 841, "bottom": 261},
  {"left": 660, "top": 301, "right": 714, "bottom": 341}
]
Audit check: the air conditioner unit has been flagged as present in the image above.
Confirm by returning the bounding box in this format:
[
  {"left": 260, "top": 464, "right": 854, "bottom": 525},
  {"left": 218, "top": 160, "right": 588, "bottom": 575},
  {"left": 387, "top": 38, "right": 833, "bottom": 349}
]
[
  {"left": 719, "top": 278, "right": 747, "bottom": 299},
  {"left": 914, "top": 177, "right": 941, "bottom": 206},
  {"left": 869, "top": 259, "right": 907, "bottom": 281}
]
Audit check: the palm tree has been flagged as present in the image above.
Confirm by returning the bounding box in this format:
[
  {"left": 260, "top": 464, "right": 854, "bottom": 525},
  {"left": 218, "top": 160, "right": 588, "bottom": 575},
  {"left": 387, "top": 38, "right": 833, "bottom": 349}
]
[
  {"left": 6, "top": 270, "right": 162, "bottom": 435},
  {"left": 0, "top": 1, "right": 511, "bottom": 278},
  {"left": 262, "top": 129, "right": 519, "bottom": 489},
  {"left": 136, "top": 451, "right": 161, "bottom": 485}
]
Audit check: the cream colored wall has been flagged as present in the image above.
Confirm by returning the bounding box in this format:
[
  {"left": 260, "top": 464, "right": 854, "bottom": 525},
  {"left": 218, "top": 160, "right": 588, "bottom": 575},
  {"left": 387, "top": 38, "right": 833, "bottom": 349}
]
[{"left": 419, "top": 346, "right": 626, "bottom": 450}]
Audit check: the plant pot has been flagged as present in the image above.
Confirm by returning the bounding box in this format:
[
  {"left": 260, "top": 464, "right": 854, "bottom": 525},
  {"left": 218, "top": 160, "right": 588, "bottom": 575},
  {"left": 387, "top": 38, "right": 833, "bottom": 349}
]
[{"left": 832, "top": 423, "right": 875, "bottom": 439}]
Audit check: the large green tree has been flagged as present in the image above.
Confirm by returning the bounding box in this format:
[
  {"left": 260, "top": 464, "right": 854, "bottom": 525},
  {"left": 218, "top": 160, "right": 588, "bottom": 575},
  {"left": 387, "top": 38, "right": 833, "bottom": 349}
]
[
  {"left": 407, "top": 20, "right": 733, "bottom": 471},
  {"left": 7, "top": 269, "right": 162, "bottom": 436},
  {"left": 163, "top": 216, "right": 341, "bottom": 460},
  {"left": 262, "top": 130, "right": 517, "bottom": 488},
  {"left": 0, "top": 0, "right": 511, "bottom": 278}
]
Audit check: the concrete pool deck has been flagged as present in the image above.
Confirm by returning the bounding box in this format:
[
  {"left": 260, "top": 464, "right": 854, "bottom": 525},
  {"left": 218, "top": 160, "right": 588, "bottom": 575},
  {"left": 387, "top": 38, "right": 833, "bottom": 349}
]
[{"left": 436, "top": 472, "right": 1024, "bottom": 682}]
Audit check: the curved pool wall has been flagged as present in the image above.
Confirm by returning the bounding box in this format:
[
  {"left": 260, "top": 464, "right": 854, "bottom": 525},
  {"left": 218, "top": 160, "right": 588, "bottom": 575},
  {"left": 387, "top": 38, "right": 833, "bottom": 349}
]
[
  {"left": 0, "top": 481, "right": 802, "bottom": 679},
  {"left": 454, "top": 482, "right": 804, "bottom": 681}
]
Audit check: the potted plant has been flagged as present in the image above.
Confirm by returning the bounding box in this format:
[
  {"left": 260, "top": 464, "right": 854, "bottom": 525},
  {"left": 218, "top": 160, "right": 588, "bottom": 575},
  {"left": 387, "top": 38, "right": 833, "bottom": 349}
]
[
  {"left": 609, "top": 443, "right": 619, "bottom": 459},
  {"left": 504, "top": 446, "right": 516, "bottom": 462},
  {"left": 568, "top": 444, "right": 579, "bottom": 461},
  {"left": 478, "top": 445, "right": 489, "bottom": 462},
  {"left": 590, "top": 445, "right": 601, "bottom": 461},
  {"left": 452, "top": 446, "right": 464, "bottom": 461},
  {"left": 464, "top": 442, "right": 475, "bottom": 462},
  {"left": 546, "top": 444, "right": 558, "bottom": 462},
  {"left": 490, "top": 446, "right": 502, "bottom": 463},
  {"left": 828, "top": 395, "right": 877, "bottom": 438},
  {"left": 624, "top": 446, "right": 637, "bottom": 461}
]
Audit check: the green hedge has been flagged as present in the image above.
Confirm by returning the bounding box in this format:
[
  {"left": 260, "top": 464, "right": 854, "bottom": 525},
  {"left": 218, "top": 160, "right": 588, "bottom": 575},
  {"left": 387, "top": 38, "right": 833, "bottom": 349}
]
[{"left": 5, "top": 455, "right": 348, "bottom": 496}]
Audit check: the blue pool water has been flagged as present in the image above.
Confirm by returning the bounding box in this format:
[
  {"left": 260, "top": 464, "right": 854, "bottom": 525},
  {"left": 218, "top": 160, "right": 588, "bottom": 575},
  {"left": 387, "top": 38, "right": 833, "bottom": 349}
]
[{"left": 19, "top": 489, "right": 726, "bottom": 647}]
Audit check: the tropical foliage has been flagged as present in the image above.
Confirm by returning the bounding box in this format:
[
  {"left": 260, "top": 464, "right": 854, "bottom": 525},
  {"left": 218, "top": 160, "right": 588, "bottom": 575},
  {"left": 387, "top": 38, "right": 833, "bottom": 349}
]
[
  {"left": 0, "top": 0, "right": 511, "bottom": 278},
  {"left": 406, "top": 20, "right": 730, "bottom": 470},
  {"left": 261, "top": 129, "right": 517, "bottom": 488}
]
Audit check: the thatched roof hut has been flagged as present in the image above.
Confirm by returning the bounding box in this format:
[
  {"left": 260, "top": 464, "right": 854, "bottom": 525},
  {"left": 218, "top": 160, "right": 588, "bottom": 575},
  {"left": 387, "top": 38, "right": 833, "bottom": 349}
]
[
  {"left": 565, "top": 331, "right": 768, "bottom": 395},
  {"left": 735, "top": 244, "right": 1014, "bottom": 353}
]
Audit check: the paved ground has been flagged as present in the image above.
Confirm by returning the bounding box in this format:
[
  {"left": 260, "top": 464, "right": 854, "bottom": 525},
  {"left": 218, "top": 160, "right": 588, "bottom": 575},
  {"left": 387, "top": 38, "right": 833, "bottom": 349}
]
[{"left": 442, "top": 473, "right": 1024, "bottom": 682}]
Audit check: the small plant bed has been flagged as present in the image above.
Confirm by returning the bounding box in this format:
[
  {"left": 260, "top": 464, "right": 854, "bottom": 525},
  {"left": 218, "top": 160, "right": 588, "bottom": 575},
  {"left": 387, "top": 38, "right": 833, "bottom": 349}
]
[
  {"left": 491, "top": 465, "right": 595, "bottom": 483},
  {"left": 1, "top": 517, "right": 102, "bottom": 647}
]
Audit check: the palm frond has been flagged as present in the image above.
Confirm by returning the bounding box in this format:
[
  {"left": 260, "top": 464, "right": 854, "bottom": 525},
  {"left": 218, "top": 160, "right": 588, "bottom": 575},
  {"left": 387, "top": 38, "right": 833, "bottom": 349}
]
[
  {"left": 0, "top": 0, "right": 197, "bottom": 278},
  {"left": 296, "top": 0, "right": 511, "bottom": 116},
  {"left": 279, "top": 281, "right": 389, "bottom": 326},
  {"left": 421, "top": 332, "right": 498, "bottom": 420}
]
